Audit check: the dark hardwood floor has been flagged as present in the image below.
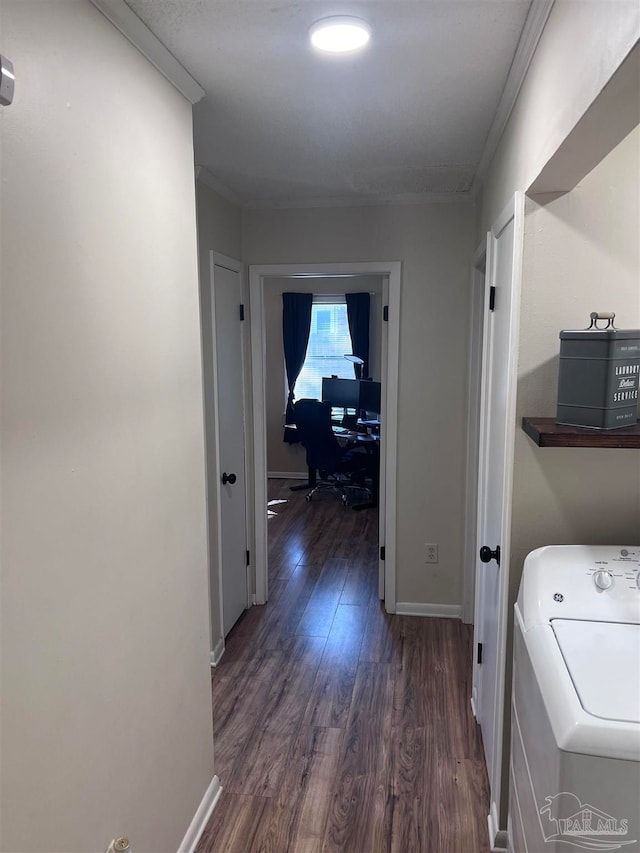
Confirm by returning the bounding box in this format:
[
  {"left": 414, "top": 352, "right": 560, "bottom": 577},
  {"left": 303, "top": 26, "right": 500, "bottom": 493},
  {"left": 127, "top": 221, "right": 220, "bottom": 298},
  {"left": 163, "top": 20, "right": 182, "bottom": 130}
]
[{"left": 196, "top": 479, "right": 490, "bottom": 853}]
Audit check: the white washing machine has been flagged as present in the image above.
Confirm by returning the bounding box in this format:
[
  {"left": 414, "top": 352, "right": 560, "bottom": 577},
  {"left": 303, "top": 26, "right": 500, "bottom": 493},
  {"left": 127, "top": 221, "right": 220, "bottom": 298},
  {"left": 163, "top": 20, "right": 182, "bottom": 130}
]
[{"left": 509, "top": 545, "right": 640, "bottom": 853}]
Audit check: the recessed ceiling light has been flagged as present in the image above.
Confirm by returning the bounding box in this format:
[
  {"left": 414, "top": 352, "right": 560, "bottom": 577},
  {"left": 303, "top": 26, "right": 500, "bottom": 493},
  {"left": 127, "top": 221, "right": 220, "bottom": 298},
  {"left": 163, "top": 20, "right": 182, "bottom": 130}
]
[{"left": 309, "top": 16, "right": 371, "bottom": 53}]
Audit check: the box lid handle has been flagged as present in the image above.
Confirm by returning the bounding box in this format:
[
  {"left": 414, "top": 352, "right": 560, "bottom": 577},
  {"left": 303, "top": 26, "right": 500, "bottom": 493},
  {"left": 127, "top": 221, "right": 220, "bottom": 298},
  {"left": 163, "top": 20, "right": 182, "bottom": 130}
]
[{"left": 587, "top": 311, "right": 616, "bottom": 330}]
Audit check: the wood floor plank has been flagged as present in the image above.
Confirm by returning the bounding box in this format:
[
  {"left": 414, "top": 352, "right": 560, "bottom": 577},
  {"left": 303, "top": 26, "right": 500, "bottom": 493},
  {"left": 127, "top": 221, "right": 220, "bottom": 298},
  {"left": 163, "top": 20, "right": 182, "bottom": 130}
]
[
  {"left": 295, "top": 557, "right": 349, "bottom": 638},
  {"left": 324, "top": 511, "right": 361, "bottom": 559},
  {"left": 259, "top": 561, "right": 326, "bottom": 648},
  {"left": 195, "top": 792, "right": 270, "bottom": 853},
  {"left": 212, "top": 663, "right": 286, "bottom": 782},
  {"left": 324, "top": 603, "right": 369, "bottom": 669},
  {"left": 393, "top": 616, "right": 445, "bottom": 730},
  {"left": 202, "top": 480, "right": 490, "bottom": 853},
  {"left": 214, "top": 628, "right": 287, "bottom": 681},
  {"left": 405, "top": 618, "right": 485, "bottom": 762},
  {"left": 441, "top": 619, "right": 486, "bottom": 761},
  {"left": 322, "top": 662, "right": 395, "bottom": 853},
  {"left": 254, "top": 726, "right": 344, "bottom": 853},
  {"left": 359, "top": 600, "right": 403, "bottom": 665},
  {"left": 436, "top": 757, "right": 491, "bottom": 853},
  {"left": 389, "top": 725, "right": 438, "bottom": 853},
  {"left": 339, "top": 548, "right": 379, "bottom": 606},
  {"left": 220, "top": 604, "right": 271, "bottom": 663},
  {"left": 303, "top": 603, "right": 368, "bottom": 729},
  {"left": 269, "top": 552, "right": 302, "bottom": 581},
  {"left": 224, "top": 635, "right": 326, "bottom": 797}
]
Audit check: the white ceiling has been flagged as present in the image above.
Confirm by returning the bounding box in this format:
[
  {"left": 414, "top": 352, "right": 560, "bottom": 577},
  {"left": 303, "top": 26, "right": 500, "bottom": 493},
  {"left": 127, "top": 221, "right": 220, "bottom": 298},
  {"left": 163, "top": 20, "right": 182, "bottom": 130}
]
[{"left": 124, "top": 0, "right": 533, "bottom": 206}]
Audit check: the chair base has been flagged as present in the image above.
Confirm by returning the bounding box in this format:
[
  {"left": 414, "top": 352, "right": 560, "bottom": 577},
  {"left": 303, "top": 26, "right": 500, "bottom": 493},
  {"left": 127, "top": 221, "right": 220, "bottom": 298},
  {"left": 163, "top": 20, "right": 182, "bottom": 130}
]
[
  {"left": 306, "top": 482, "right": 349, "bottom": 505},
  {"left": 305, "top": 477, "right": 372, "bottom": 507}
]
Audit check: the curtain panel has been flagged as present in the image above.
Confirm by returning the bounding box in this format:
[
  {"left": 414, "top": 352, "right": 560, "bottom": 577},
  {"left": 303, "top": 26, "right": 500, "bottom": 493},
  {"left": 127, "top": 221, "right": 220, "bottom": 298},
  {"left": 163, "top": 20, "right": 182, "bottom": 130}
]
[
  {"left": 345, "top": 292, "right": 371, "bottom": 378},
  {"left": 282, "top": 292, "right": 313, "bottom": 437}
]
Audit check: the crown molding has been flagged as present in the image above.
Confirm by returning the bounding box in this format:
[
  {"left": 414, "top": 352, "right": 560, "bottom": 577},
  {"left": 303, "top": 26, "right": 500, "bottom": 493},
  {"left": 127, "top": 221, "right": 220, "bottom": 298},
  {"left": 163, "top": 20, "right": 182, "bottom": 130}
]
[
  {"left": 195, "top": 166, "right": 245, "bottom": 207},
  {"left": 471, "top": 0, "right": 555, "bottom": 196},
  {"left": 90, "top": 0, "right": 205, "bottom": 104},
  {"left": 243, "top": 190, "right": 473, "bottom": 210}
]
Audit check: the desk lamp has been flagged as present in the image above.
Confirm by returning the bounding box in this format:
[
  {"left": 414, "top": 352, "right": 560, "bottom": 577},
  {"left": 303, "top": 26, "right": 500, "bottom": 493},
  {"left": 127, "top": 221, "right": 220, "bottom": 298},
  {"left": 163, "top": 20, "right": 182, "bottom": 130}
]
[{"left": 344, "top": 354, "right": 364, "bottom": 381}]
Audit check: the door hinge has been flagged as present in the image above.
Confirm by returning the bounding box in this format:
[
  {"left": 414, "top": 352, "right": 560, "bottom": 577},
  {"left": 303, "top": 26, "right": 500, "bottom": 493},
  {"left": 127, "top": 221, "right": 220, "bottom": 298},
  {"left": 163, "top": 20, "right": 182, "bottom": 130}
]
[
  {"left": 246, "top": 550, "right": 250, "bottom": 566},
  {"left": 477, "top": 642, "right": 483, "bottom": 665},
  {"left": 239, "top": 303, "right": 245, "bottom": 321},
  {"left": 380, "top": 546, "right": 385, "bottom": 561},
  {"left": 489, "top": 286, "right": 496, "bottom": 311},
  {"left": 383, "top": 305, "right": 389, "bottom": 322}
]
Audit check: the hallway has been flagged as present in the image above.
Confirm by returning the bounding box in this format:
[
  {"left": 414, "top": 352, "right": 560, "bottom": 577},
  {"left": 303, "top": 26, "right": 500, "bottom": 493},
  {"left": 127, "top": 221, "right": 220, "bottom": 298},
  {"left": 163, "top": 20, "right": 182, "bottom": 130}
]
[{"left": 197, "top": 480, "right": 490, "bottom": 852}]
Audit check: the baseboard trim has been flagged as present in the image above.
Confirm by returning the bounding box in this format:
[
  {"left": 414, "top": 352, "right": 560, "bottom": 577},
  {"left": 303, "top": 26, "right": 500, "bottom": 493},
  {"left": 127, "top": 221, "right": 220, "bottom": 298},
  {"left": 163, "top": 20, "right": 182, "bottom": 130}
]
[
  {"left": 470, "top": 694, "right": 478, "bottom": 720},
  {"left": 395, "top": 602, "right": 462, "bottom": 619},
  {"left": 492, "top": 830, "right": 508, "bottom": 853},
  {"left": 177, "top": 775, "right": 223, "bottom": 853},
  {"left": 488, "top": 802, "right": 508, "bottom": 852},
  {"left": 210, "top": 638, "right": 225, "bottom": 667},
  {"left": 268, "top": 471, "right": 307, "bottom": 480}
]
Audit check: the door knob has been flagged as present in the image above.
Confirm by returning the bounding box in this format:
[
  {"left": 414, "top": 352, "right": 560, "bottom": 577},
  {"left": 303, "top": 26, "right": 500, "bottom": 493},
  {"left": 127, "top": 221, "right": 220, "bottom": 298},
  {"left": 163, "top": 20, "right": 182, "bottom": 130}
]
[
  {"left": 479, "top": 545, "right": 501, "bottom": 566},
  {"left": 221, "top": 472, "right": 237, "bottom": 485}
]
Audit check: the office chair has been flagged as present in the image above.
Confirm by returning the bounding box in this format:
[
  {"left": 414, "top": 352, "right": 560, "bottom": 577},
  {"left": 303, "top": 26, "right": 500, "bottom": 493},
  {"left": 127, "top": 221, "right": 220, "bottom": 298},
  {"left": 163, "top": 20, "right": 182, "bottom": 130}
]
[{"left": 292, "top": 399, "right": 371, "bottom": 505}]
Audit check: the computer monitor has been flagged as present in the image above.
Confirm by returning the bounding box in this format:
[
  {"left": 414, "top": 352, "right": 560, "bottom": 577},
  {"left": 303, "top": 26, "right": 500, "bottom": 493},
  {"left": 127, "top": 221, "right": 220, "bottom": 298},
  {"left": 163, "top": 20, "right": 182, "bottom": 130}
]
[
  {"left": 321, "top": 377, "right": 360, "bottom": 411},
  {"left": 359, "top": 380, "right": 381, "bottom": 415}
]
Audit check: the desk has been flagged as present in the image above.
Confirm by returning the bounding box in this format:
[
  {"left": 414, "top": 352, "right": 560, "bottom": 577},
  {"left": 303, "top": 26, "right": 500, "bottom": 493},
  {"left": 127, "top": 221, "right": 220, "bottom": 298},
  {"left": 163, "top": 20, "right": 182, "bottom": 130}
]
[{"left": 333, "top": 428, "right": 379, "bottom": 446}]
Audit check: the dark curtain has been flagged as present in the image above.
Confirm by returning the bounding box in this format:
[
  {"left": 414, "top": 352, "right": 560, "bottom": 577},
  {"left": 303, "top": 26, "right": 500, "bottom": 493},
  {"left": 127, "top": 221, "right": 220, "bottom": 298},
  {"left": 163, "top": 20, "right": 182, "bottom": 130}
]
[
  {"left": 282, "top": 292, "right": 313, "bottom": 430},
  {"left": 346, "top": 292, "right": 371, "bottom": 378}
]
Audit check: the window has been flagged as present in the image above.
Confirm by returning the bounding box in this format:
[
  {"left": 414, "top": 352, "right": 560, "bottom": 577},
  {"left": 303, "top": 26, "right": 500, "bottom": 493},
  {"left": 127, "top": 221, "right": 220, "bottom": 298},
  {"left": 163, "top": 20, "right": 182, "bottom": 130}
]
[{"left": 294, "top": 296, "right": 355, "bottom": 401}]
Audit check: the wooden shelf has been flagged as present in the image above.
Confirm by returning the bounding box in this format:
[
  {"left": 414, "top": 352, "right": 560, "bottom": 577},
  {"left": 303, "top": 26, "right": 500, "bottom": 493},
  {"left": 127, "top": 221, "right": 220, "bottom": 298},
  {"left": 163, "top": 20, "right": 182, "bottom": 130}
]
[{"left": 522, "top": 417, "right": 640, "bottom": 448}]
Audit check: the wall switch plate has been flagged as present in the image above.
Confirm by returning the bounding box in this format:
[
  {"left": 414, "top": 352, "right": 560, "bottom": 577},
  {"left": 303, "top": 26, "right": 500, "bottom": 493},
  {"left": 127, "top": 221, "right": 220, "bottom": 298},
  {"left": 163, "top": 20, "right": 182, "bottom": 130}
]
[{"left": 424, "top": 543, "right": 438, "bottom": 563}]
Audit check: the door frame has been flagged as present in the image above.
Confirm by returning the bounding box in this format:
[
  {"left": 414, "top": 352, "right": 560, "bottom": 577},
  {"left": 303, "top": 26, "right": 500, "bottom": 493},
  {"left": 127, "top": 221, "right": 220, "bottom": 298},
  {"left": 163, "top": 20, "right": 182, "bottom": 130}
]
[
  {"left": 461, "top": 240, "right": 487, "bottom": 624},
  {"left": 249, "top": 260, "right": 402, "bottom": 611},
  {"left": 471, "top": 193, "right": 524, "bottom": 842},
  {"left": 207, "top": 251, "right": 251, "bottom": 661}
]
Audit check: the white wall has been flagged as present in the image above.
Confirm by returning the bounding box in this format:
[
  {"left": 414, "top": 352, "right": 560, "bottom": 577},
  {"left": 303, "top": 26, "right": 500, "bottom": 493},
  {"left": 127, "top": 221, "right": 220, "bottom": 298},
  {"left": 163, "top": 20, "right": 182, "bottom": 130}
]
[
  {"left": 478, "top": 0, "right": 639, "bottom": 237},
  {"left": 195, "top": 180, "right": 243, "bottom": 653},
  {"left": 0, "top": 3, "right": 214, "bottom": 851},
  {"left": 243, "top": 201, "right": 475, "bottom": 605},
  {"left": 513, "top": 124, "right": 640, "bottom": 580},
  {"left": 265, "top": 275, "right": 383, "bottom": 476},
  {"left": 496, "top": 124, "right": 640, "bottom": 827},
  {"left": 476, "top": 0, "right": 640, "bottom": 828},
  {"left": 196, "top": 181, "right": 243, "bottom": 263}
]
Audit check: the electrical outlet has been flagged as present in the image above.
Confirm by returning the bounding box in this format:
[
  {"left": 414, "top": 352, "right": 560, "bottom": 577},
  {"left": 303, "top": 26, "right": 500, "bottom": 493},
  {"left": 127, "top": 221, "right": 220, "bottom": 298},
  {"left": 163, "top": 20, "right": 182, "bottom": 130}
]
[{"left": 424, "top": 543, "right": 438, "bottom": 564}]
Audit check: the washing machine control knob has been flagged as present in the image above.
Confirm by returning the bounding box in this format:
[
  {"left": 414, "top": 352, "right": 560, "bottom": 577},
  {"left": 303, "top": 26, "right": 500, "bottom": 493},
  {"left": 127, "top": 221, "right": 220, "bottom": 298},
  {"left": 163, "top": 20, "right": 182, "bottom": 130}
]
[{"left": 593, "top": 569, "right": 613, "bottom": 591}]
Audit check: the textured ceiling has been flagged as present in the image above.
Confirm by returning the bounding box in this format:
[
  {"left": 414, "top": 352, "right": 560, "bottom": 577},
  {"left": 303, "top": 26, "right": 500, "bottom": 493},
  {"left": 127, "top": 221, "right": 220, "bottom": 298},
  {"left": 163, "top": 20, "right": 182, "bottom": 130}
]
[{"left": 125, "top": 0, "right": 532, "bottom": 205}]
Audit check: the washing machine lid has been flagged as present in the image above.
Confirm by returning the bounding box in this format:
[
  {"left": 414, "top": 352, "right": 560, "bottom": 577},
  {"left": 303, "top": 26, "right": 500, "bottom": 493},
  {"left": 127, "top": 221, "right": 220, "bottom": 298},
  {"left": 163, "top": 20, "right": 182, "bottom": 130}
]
[{"left": 552, "top": 620, "right": 640, "bottom": 724}]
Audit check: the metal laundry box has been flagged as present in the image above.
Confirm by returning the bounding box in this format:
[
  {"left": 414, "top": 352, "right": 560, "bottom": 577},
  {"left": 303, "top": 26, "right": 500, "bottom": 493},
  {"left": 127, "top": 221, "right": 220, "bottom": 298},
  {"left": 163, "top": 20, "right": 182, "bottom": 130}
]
[{"left": 556, "top": 312, "right": 640, "bottom": 430}]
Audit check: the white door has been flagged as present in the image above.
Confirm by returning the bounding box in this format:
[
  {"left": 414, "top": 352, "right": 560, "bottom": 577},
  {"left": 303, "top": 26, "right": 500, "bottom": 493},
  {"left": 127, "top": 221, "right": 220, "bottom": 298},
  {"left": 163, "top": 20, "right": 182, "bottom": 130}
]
[
  {"left": 472, "top": 193, "right": 524, "bottom": 838},
  {"left": 211, "top": 254, "right": 249, "bottom": 637}
]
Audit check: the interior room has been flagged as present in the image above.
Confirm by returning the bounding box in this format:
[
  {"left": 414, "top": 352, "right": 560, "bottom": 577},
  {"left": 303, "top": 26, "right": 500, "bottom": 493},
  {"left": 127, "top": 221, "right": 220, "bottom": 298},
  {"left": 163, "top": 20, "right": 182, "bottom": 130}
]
[
  {"left": 264, "top": 274, "right": 384, "bottom": 579},
  {"left": 264, "top": 275, "right": 383, "bottom": 480},
  {"left": 1, "top": 2, "right": 638, "bottom": 853}
]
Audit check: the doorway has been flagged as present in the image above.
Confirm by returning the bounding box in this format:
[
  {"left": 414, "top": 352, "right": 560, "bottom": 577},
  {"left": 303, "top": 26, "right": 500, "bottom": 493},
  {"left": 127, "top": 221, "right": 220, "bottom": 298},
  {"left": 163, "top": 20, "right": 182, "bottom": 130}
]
[
  {"left": 462, "top": 242, "right": 487, "bottom": 626},
  {"left": 471, "top": 193, "right": 524, "bottom": 842},
  {"left": 201, "top": 252, "right": 251, "bottom": 663},
  {"left": 249, "top": 261, "right": 401, "bottom": 611}
]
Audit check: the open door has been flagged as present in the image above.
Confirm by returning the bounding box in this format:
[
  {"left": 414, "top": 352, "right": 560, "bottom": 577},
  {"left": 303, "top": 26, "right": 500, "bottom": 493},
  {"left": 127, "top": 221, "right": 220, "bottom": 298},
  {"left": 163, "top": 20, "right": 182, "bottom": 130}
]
[{"left": 472, "top": 193, "right": 524, "bottom": 843}]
